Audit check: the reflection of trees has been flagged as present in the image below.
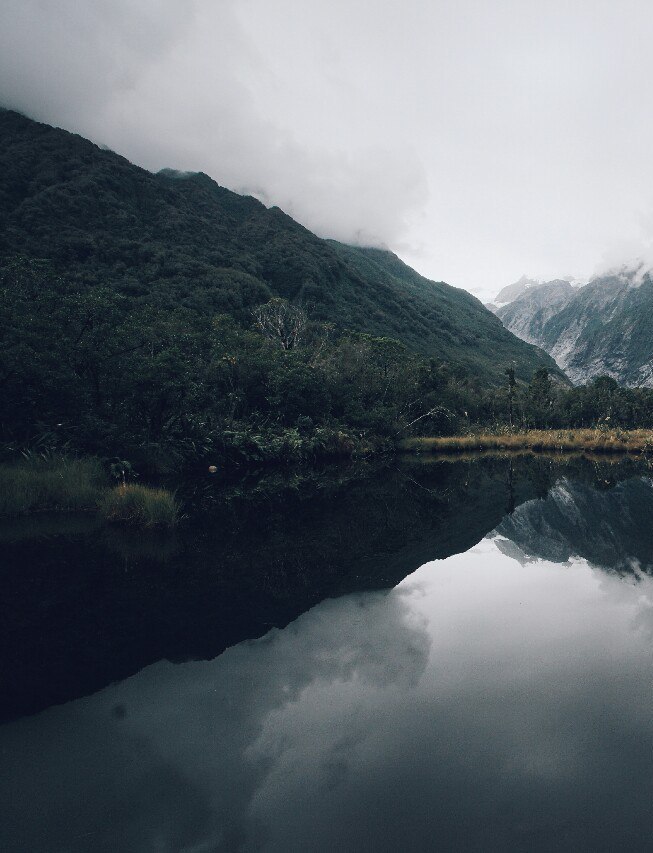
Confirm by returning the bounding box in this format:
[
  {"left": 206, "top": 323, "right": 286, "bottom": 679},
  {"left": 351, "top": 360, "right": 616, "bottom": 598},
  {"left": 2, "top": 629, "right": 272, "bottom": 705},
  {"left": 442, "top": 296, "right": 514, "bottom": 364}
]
[
  {"left": 2, "top": 454, "right": 651, "bottom": 718},
  {"left": 506, "top": 459, "right": 516, "bottom": 515}
]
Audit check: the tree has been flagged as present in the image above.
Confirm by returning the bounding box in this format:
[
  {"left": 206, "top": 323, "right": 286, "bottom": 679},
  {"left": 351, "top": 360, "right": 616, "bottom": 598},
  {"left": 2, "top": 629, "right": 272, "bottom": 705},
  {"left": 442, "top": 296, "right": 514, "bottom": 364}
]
[
  {"left": 527, "top": 367, "right": 553, "bottom": 427},
  {"left": 252, "top": 298, "right": 307, "bottom": 350},
  {"left": 505, "top": 366, "right": 517, "bottom": 428}
]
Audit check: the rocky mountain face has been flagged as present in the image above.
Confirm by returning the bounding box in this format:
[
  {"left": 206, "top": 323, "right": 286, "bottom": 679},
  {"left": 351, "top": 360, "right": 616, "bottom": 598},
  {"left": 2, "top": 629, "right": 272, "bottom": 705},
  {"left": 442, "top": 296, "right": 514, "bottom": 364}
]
[
  {"left": 493, "top": 274, "right": 545, "bottom": 306},
  {"left": 493, "top": 279, "right": 575, "bottom": 345},
  {"left": 491, "top": 271, "right": 653, "bottom": 386}
]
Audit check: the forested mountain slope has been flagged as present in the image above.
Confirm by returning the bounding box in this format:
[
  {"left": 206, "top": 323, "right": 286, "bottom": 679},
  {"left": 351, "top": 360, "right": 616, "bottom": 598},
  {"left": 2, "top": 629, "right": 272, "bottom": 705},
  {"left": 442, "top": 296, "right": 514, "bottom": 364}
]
[{"left": 0, "top": 108, "right": 560, "bottom": 384}]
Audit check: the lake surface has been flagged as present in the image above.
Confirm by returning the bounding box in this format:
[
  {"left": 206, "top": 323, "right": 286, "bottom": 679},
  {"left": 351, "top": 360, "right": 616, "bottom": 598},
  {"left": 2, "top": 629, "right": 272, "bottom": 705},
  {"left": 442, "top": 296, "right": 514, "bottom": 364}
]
[{"left": 2, "top": 455, "right": 653, "bottom": 851}]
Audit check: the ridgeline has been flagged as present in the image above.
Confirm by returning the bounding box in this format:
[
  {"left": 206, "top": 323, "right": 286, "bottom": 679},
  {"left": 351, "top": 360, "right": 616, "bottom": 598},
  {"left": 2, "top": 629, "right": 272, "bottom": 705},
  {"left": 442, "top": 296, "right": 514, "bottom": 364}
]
[{"left": 0, "top": 108, "right": 560, "bottom": 385}]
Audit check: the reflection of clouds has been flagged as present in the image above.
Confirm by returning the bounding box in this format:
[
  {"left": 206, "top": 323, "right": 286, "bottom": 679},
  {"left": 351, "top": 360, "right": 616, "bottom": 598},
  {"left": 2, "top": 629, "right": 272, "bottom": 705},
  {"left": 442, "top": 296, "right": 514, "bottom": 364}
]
[
  {"left": 1, "top": 711, "right": 218, "bottom": 853},
  {"left": 492, "top": 535, "right": 557, "bottom": 568},
  {"left": 210, "top": 544, "right": 653, "bottom": 850},
  {"left": 4, "top": 539, "right": 653, "bottom": 851},
  {"left": 0, "top": 587, "right": 429, "bottom": 853},
  {"left": 278, "top": 591, "right": 431, "bottom": 692},
  {"left": 627, "top": 580, "right": 653, "bottom": 641}
]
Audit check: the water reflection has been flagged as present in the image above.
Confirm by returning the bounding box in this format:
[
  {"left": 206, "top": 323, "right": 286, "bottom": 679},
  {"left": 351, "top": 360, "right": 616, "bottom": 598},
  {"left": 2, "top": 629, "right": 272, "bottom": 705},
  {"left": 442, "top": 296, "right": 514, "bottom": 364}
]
[
  {"left": 2, "top": 455, "right": 653, "bottom": 724},
  {"left": 0, "top": 466, "right": 653, "bottom": 853},
  {"left": 3, "top": 533, "right": 653, "bottom": 851},
  {"left": 496, "top": 475, "right": 653, "bottom": 573},
  {"left": 0, "top": 455, "right": 568, "bottom": 718}
]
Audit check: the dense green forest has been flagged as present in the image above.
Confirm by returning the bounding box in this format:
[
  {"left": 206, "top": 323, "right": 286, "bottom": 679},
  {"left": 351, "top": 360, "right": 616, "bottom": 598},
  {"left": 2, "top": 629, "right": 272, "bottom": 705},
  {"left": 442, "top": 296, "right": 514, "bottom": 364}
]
[
  {"left": 0, "top": 108, "right": 560, "bottom": 385},
  {"left": 4, "top": 256, "right": 653, "bottom": 472},
  {"left": 0, "top": 255, "right": 494, "bottom": 468},
  {"left": 3, "top": 109, "right": 653, "bottom": 473}
]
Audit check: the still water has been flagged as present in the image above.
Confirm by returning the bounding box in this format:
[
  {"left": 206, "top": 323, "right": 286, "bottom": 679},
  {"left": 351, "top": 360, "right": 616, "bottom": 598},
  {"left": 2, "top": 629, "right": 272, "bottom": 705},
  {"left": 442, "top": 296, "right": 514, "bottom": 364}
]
[{"left": 2, "top": 456, "right": 653, "bottom": 851}]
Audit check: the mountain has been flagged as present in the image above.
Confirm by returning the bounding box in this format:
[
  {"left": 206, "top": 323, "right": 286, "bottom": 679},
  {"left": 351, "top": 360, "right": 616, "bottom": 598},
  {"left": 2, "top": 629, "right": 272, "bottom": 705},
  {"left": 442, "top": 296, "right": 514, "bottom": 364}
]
[
  {"left": 491, "top": 279, "right": 575, "bottom": 346},
  {"left": 493, "top": 269, "right": 653, "bottom": 385},
  {"left": 0, "top": 108, "right": 561, "bottom": 384},
  {"left": 493, "top": 274, "right": 544, "bottom": 306}
]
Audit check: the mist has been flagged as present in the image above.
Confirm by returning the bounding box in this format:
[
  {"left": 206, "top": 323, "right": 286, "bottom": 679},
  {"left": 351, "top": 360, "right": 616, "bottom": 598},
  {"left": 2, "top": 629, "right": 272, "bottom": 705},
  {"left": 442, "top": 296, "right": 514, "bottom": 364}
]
[{"left": 3, "top": 0, "right": 653, "bottom": 298}]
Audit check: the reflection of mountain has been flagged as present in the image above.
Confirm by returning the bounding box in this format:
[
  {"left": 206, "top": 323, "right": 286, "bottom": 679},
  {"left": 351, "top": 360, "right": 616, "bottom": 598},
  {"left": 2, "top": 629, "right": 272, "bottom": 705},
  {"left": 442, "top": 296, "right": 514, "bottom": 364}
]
[
  {"left": 0, "top": 457, "right": 527, "bottom": 719},
  {"left": 1, "top": 455, "right": 649, "bottom": 719},
  {"left": 3, "top": 536, "right": 653, "bottom": 852},
  {"left": 494, "top": 476, "right": 653, "bottom": 572},
  {"left": 0, "top": 589, "right": 431, "bottom": 853}
]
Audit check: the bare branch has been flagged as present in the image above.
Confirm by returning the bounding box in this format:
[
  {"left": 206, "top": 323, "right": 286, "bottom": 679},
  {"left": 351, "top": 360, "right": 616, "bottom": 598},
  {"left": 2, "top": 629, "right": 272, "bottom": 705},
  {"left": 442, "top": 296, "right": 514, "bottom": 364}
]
[{"left": 252, "top": 298, "right": 307, "bottom": 350}]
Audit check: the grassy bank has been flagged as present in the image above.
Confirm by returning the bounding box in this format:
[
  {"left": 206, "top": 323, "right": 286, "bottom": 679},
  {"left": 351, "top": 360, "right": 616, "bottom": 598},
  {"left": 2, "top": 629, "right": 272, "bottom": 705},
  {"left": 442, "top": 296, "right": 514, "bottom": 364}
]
[
  {"left": 399, "top": 429, "right": 653, "bottom": 455},
  {"left": 99, "top": 484, "right": 179, "bottom": 528},
  {"left": 0, "top": 456, "right": 105, "bottom": 516},
  {"left": 0, "top": 456, "right": 178, "bottom": 526}
]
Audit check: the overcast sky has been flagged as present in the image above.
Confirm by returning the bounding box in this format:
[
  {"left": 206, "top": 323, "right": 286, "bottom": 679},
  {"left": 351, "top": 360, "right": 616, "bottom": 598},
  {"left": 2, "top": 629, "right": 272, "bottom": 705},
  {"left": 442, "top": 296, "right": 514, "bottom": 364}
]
[{"left": 2, "top": 0, "right": 653, "bottom": 300}]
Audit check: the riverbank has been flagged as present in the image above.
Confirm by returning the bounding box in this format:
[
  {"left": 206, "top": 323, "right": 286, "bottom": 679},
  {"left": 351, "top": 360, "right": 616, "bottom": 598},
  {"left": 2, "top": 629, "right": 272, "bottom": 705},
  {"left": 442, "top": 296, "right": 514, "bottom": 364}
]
[
  {"left": 399, "top": 428, "right": 653, "bottom": 455},
  {"left": 4, "top": 429, "right": 652, "bottom": 522},
  {"left": 0, "top": 456, "right": 179, "bottom": 526}
]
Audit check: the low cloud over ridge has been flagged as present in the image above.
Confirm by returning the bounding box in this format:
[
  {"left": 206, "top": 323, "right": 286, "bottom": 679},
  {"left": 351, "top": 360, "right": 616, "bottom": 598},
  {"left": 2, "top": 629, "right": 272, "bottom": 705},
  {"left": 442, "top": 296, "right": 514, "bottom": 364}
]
[
  {"left": 0, "top": 1, "right": 428, "bottom": 252},
  {"left": 4, "top": 1, "right": 653, "bottom": 297}
]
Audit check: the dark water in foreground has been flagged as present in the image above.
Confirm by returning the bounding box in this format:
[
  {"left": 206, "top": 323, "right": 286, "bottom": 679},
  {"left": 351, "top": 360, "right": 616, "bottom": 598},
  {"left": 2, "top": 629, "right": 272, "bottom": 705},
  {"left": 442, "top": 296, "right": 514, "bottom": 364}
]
[{"left": 2, "top": 455, "right": 653, "bottom": 851}]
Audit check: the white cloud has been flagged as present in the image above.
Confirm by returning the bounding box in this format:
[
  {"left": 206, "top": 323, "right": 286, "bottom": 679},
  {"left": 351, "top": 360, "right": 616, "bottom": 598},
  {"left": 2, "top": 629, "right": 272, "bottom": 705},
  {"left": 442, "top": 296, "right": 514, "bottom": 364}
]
[{"left": 3, "top": 0, "right": 653, "bottom": 296}]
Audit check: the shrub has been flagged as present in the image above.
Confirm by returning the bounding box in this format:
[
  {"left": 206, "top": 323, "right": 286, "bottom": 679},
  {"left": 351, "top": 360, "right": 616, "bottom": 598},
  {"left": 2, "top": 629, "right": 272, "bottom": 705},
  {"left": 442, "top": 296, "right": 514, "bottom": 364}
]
[
  {"left": 99, "top": 484, "right": 179, "bottom": 527},
  {"left": 308, "top": 427, "right": 356, "bottom": 458}
]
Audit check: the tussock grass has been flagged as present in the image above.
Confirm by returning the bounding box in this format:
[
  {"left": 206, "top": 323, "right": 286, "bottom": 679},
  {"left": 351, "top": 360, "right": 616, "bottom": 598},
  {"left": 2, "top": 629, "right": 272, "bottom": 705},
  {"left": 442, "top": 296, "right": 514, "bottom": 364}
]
[
  {"left": 399, "top": 429, "right": 653, "bottom": 455},
  {"left": 99, "top": 483, "right": 179, "bottom": 528},
  {"left": 0, "top": 456, "right": 105, "bottom": 516},
  {"left": 0, "top": 456, "right": 179, "bottom": 528}
]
